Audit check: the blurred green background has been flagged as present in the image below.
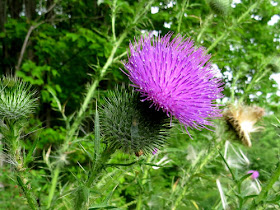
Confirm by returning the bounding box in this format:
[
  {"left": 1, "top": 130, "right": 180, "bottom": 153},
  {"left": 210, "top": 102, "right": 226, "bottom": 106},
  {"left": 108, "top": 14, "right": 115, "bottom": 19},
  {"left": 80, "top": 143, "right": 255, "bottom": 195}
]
[{"left": 0, "top": 0, "right": 280, "bottom": 209}]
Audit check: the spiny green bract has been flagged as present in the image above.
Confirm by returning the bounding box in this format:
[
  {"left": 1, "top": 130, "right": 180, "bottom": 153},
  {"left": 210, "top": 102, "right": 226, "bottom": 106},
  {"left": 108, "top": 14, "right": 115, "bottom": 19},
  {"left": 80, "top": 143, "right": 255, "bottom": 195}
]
[
  {"left": 100, "top": 87, "right": 170, "bottom": 154},
  {"left": 208, "top": 0, "right": 231, "bottom": 16},
  {"left": 0, "top": 76, "right": 37, "bottom": 120}
]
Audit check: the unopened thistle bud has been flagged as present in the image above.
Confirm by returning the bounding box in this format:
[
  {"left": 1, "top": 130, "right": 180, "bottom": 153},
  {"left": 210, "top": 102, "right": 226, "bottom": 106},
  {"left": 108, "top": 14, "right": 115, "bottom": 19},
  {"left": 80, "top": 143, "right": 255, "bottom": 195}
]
[
  {"left": 100, "top": 88, "right": 169, "bottom": 154},
  {"left": 207, "top": 0, "right": 231, "bottom": 16},
  {"left": 224, "top": 104, "right": 265, "bottom": 147},
  {"left": 0, "top": 76, "right": 37, "bottom": 120}
]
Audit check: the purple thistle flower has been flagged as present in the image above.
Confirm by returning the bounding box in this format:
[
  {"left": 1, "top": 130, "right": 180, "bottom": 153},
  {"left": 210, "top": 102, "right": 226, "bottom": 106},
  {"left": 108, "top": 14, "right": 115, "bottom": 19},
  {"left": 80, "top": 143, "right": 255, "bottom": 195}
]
[
  {"left": 123, "top": 32, "right": 223, "bottom": 135},
  {"left": 152, "top": 148, "right": 158, "bottom": 155},
  {"left": 247, "top": 170, "right": 259, "bottom": 179}
]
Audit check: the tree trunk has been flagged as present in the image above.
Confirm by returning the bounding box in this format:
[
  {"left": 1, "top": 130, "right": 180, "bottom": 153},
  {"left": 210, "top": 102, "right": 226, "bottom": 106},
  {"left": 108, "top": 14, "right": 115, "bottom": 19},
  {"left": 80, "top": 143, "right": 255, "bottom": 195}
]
[
  {"left": 0, "top": 0, "right": 7, "bottom": 74},
  {"left": 45, "top": 0, "right": 54, "bottom": 20},
  {"left": 0, "top": 0, "right": 7, "bottom": 31},
  {"left": 7, "top": 0, "right": 23, "bottom": 19},
  {"left": 24, "top": 0, "right": 36, "bottom": 62},
  {"left": 24, "top": 0, "right": 36, "bottom": 21}
]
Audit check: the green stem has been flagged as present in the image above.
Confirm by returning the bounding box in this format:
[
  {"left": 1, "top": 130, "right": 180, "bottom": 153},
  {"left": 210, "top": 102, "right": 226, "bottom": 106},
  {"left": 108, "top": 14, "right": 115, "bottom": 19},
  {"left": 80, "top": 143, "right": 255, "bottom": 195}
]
[
  {"left": 47, "top": 167, "right": 60, "bottom": 208},
  {"left": 253, "top": 163, "right": 280, "bottom": 207},
  {"left": 197, "top": 14, "right": 213, "bottom": 43},
  {"left": 135, "top": 156, "right": 151, "bottom": 210},
  {"left": 65, "top": 31, "right": 127, "bottom": 148},
  {"left": 16, "top": 174, "right": 37, "bottom": 210},
  {"left": 239, "top": 64, "right": 271, "bottom": 103},
  {"left": 142, "top": 156, "right": 151, "bottom": 184},
  {"left": 86, "top": 148, "right": 114, "bottom": 187},
  {"left": 207, "top": 1, "right": 260, "bottom": 53},
  {"left": 131, "top": 0, "right": 155, "bottom": 26},
  {"left": 119, "top": 200, "right": 137, "bottom": 209},
  {"left": 177, "top": 0, "right": 189, "bottom": 33},
  {"left": 65, "top": 0, "right": 154, "bottom": 151},
  {"left": 74, "top": 148, "right": 114, "bottom": 210},
  {"left": 136, "top": 194, "right": 142, "bottom": 210},
  {"left": 112, "top": 0, "right": 117, "bottom": 42},
  {"left": 230, "top": 69, "right": 242, "bottom": 103},
  {"left": 7, "top": 121, "right": 38, "bottom": 209},
  {"left": 207, "top": 32, "right": 228, "bottom": 53}
]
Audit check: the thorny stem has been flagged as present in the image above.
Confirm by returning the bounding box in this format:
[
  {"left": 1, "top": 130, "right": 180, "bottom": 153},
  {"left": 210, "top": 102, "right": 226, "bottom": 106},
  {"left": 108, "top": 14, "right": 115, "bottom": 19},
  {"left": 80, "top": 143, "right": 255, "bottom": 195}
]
[
  {"left": 136, "top": 195, "right": 142, "bottom": 210},
  {"left": 136, "top": 156, "right": 152, "bottom": 210},
  {"left": 65, "top": 31, "right": 127, "bottom": 149},
  {"left": 7, "top": 122, "right": 38, "bottom": 209},
  {"left": 207, "top": 32, "right": 228, "bottom": 53},
  {"left": 177, "top": 0, "right": 189, "bottom": 33},
  {"left": 47, "top": 167, "right": 60, "bottom": 208},
  {"left": 74, "top": 148, "right": 114, "bottom": 210},
  {"left": 46, "top": 0, "right": 155, "bottom": 206},
  {"left": 196, "top": 14, "right": 213, "bottom": 43},
  {"left": 46, "top": 33, "right": 127, "bottom": 210},
  {"left": 86, "top": 148, "right": 114, "bottom": 187},
  {"left": 16, "top": 174, "right": 37, "bottom": 210},
  {"left": 207, "top": 1, "right": 261, "bottom": 53}
]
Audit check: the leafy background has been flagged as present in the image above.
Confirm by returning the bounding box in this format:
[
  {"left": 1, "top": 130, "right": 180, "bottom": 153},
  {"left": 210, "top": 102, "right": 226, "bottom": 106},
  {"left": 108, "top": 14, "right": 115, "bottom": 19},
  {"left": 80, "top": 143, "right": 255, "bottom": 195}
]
[{"left": 0, "top": 0, "right": 280, "bottom": 209}]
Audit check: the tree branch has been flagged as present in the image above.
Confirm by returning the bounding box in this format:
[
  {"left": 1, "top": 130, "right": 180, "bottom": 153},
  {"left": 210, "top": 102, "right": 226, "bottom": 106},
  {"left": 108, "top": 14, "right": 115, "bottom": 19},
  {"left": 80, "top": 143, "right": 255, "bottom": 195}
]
[{"left": 15, "top": 1, "right": 58, "bottom": 72}]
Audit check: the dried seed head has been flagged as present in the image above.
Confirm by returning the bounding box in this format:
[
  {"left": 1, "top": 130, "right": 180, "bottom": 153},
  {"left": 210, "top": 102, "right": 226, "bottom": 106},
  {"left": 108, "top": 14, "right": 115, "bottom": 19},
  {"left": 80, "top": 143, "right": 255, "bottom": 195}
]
[{"left": 224, "top": 104, "right": 265, "bottom": 147}]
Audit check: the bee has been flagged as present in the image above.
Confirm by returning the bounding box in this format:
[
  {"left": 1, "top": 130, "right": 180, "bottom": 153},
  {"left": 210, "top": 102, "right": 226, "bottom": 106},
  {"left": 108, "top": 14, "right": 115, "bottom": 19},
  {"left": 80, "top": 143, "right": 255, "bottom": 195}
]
[{"left": 135, "top": 150, "right": 144, "bottom": 157}]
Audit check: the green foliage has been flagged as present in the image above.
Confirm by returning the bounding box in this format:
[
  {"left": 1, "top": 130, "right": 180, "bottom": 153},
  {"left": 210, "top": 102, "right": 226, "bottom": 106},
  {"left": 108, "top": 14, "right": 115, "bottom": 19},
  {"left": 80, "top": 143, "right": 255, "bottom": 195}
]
[{"left": 0, "top": 0, "right": 280, "bottom": 209}]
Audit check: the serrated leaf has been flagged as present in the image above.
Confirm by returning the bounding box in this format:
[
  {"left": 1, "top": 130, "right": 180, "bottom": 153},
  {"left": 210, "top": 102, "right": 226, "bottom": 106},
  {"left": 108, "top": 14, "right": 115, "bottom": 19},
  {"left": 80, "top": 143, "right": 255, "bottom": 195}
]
[
  {"left": 238, "top": 173, "right": 252, "bottom": 185},
  {"left": 88, "top": 184, "right": 118, "bottom": 210}
]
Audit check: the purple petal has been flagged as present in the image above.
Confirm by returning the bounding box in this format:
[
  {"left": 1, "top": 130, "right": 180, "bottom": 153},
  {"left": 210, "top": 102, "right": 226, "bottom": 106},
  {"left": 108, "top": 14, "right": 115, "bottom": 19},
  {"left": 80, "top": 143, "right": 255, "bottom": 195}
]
[{"left": 122, "top": 32, "right": 224, "bottom": 135}]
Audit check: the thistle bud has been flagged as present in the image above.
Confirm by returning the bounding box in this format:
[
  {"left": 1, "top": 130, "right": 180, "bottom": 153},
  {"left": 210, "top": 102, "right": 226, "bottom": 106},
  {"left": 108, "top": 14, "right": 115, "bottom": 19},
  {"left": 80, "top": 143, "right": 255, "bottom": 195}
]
[
  {"left": 0, "top": 76, "right": 37, "bottom": 120},
  {"left": 208, "top": 0, "right": 231, "bottom": 16},
  {"left": 100, "top": 87, "right": 170, "bottom": 154}
]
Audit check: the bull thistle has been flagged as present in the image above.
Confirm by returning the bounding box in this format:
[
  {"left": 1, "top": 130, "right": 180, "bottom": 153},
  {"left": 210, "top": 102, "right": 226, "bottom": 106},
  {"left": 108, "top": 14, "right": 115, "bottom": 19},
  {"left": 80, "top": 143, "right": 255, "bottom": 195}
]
[{"left": 123, "top": 32, "right": 223, "bottom": 136}]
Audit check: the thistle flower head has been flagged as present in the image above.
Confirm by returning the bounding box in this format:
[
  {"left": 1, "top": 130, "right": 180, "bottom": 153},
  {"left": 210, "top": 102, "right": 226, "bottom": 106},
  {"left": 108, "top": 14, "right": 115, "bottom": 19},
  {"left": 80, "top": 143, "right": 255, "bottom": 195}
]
[
  {"left": 123, "top": 33, "right": 223, "bottom": 135},
  {"left": 100, "top": 87, "right": 169, "bottom": 154},
  {"left": 224, "top": 104, "right": 265, "bottom": 147},
  {"left": 0, "top": 76, "right": 37, "bottom": 120},
  {"left": 247, "top": 170, "right": 259, "bottom": 180}
]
